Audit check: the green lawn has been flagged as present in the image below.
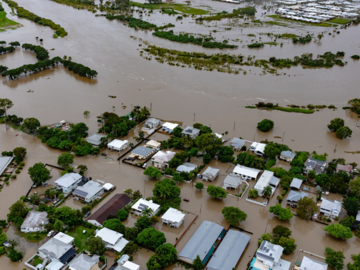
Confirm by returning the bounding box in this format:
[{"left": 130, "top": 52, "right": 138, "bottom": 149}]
[
  {"left": 67, "top": 226, "right": 95, "bottom": 252},
  {"left": 129, "top": 2, "right": 209, "bottom": 15},
  {"left": 266, "top": 15, "right": 332, "bottom": 27},
  {"left": 24, "top": 232, "right": 47, "bottom": 243},
  {"left": 0, "top": 11, "right": 19, "bottom": 28},
  {"left": 32, "top": 255, "right": 44, "bottom": 266},
  {"left": 328, "top": 18, "right": 351, "bottom": 24}
]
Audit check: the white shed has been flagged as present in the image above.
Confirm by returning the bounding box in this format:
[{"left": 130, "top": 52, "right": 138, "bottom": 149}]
[{"left": 108, "top": 139, "right": 128, "bottom": 151}]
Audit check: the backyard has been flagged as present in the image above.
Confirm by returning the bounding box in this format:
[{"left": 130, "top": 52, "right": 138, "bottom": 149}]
[{"left": 67, "top": 226, "right": 95, "bottom": 252}]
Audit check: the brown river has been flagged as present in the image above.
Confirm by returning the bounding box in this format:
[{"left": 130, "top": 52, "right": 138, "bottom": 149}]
[{"left": 1, "top": 0, "right": 360, "bottom": 268}]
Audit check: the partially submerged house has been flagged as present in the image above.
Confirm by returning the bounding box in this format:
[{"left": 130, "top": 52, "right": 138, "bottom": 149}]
[
  {"left": 223, "top": 174, "right": 242, "bottom": 190},
  {"left": 73, "top": 180, "right": 104, "bottom": 203},
  {"left": 200, "top": 166, "right": 220, "bottom": 182},
  {"left": 95, "top": 228, "right": 128, "bottom": 253},
  {"left": 230, "top": 138, "right": 246, "bottom": 151},
  {"left": 53, "top": 232, "right": 74, "bottom": 245},
  {"left": 152, "top": 151, "right": 175, "bottom": 169},
  {"left": 87, "top": 194, "right": 131, "bottom": 227},
  {"left": 55, "top": 173, "right": 83, "bottom": 194},
  {"left": 232, "top": 165, "right": 261, "bottom": 181},
  {"left": 114, "top": 257, "right": 140, "bottom": 270},
  {"left": 69, "top": 254, "right": 100, "bottom": 270},
  {"left": 131, "top": 198, "right": 160, "bottom": 216},
  {"left": 108, "top": 139, "right": 128, "bottom": 152},
  {"left": 144, "top": 118, "right": 160, "bottom": 129},
  {"left": 20, "top": 211, "right": 48, "bottom": 233},
  {"left": 0, "top": 156, "right": 13, "bottom": 175},
  {"left": 162, "top": 122, "right": 179, "bottom": 133},
  {"left": 85, "top": 133, "right": 106, "bottom": 147},
  {"left": 161, "top": 207, "right": 185, "bottom": 228},
  {"left": 254, "top": 170, "right": 280, "bottom": 196},
  {"left": 179, "top": 221, "right": 225, "bottom": 265},
  {"left": 182, "top": 126, "right": 201, "bottom": 139},
  {"left": 280, "top": 151, "right": 296, "bottom": 162},
  {"left": 286, "top": 191, "right": 308, "bottom": 207},
  {"left": 290, "top": 178, "right": 303, "bottom": 190},
  {"left": 299, "top": 256, "right": 328, "bottom": 270},
  {"left": 145, "top": 140, "right": 161, "bottom": 149},
  {"left": 336, "top": 164, "right": 353, "bottom": 174},
  {"left": 129, "top": 146, "right": 155, "bottom": 160},
  {"left": 176, "top": 163, "right": 198, "bottom": 174},
  {"left": 303, "top": 158, "right": 327, "bottom": 175},
  {"left": 250, "top": 142, "right": 266, "bottom": 157},
  {"left": 206, "top": 230, "right": 250, "bottom": 270},
  {"left": 252, "top": 241, "right": 291, "bottom": 270},
  {"left": 320, "top": 199, "right": 342, "bottom": 218}
]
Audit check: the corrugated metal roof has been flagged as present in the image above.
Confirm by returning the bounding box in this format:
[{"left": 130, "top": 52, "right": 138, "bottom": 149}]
[{"left": 290, "top": 178, "right": 303, "bottom": 189}]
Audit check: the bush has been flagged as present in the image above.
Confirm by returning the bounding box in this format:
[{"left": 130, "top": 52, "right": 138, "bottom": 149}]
[
  {"left": 117, "top": 209, "right": 129, "bottom": 221},
  {"left": 249, "top": 189, "right": 258, "bottom": 198},
  {"left": 257, "top": 119, "right": 274, "bottom": 132}
]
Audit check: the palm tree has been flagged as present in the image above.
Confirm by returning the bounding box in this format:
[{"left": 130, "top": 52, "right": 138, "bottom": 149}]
[
  {"left": 141, "top": 207, "right": 153, "bottom": 217},
  {"left": 262, "top": 186, "right": 273, "bottom": 198}
]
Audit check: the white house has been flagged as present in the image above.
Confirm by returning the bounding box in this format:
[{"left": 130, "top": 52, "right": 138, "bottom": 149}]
[
  {"left": 152, "top": 151, "right": 176, "bottom": 169},
  {"left": 145, "top": 140, "right": 161, "bottom": 149},
  {"left": 115, "top": 259, "right": 140, "bottom": 270},
  {"left": 144, "top": 118, "right": 160, "bottom": 129},
  {"left": 254, "top": 170, "right": 279, "bottom": 196},
  {"left": 161, "top": 207, "right": 185, "bottom": 228},
  {"left": 182, "top": 126, "right": 201, "bottom": 139},
  {"left": 320, "top": 199, "right": 342, "bottom": 218},
  {"left": 131, "top": 198, "right": 160, "bottom": 216},
  {"left": 250, "top": 142, "right": 266, "bottom": 156},
  {"left": 53, "top": 232, "right": 74, "bottom": 245},
  {"left": 176, "top": 163, "right": 198, "bottom": 173},
  {"left": 73, "top": 180, "right": 104, "bottom": 203},
  {"left": 300, "top": 256, "right": 328, "bottom": 270},
  {"left": 223, "top": 174, "right": 242, "bottom": 190},
  {"left": 108, "top": 139, "right": 128, "bottom": 152},
  {"left": 54, "top": 173, "right": 83, "bottom": 194},
  {"left": 254, "top": 241, "right": 291, "bottom": 270},
  {"left": 20, "top": 211, "right": 48, "bottom": 233},
  {"left": 130, "top": 146, "right": 155, "bottom": 160},
  {"left": 200, "top": 166, "right": 220, "bottom": 182},
  {"left": 232, "top": 165, "right": 261, "bottom": 181},
  {"left": 162, "top": 122, "right": 179, "bottom": 133},
  {"left": 38, "top": 238, "right": 76, "bottom": 267},
  {"left": 95, "top": 228, "right": 128, "bottom": 253},
  {"left": 280, "top": 151, "right": 296, "bottom": 162},
  {"left": 230, "top": 138, "right": 246, "bottom": 151},
  {"left": 69, "top": 254, "right": 100, "bottom": 270},
  {"left": 0, "top": 156, "right": 13, "bottom": 175},
  {"left": 356, "top": 211, "right": 360, "bottom": 222}
]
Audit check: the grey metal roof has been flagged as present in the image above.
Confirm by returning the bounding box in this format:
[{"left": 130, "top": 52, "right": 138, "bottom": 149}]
[
  {"left": 131, "top": 146, "right": 154, "bottom": 157},
  {"left": 179, "top": 221, "right": 224, "bottom": 262},
  {"left": 230, "top": 138, "right": 246, "bottom": 149},
  {"left": 182, "top": 126, "right": 200, "bottom": 136},
  {"left": 73, "top": 180, "right": 103, "bottom": 200},
  {"left": 176, "top": 163, "right": 198, "bottom": 173},
  {"left": 290, "top": 178, "right": 303, "bottom": 189},
  {"left": 85, "top": 133, "right": 106, "bottom": 146},
  {"left": 0, "top": 156, "right": 13, "bottom": 176},
  {"left": 280, "top": 151, "right": 295, "bottom": 159},
  {"left": 69, "top": 254, "right": 99, "bottom": 270},
  {"left": 287, "top": 190, "right": 308, "bottom": 202},
  {"left": 223, "top": 174, "right": 241, "bottom": 187},
  {"left": 203, "top": 167, "right": 220, "bottom": 177},
  {"left": 300, "top": 256, "right": 328, "bottom": 270},
  {"left": 305, "top": 158, "right": 327, "bottom": 168},
  {"left": 269, "top": 176, "right": 280, "bottom": 187},
  {"left": 207, "top": 230, "right": 250, "bottom": 270}
]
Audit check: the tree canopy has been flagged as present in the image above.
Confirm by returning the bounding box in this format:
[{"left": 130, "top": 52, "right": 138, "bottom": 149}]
[
  {"left": 269, "top": 203, "right": 293, "bottom": 221},
  {"left": 137, "top": 228, "right": 166, "bottom": 250},
  {"left": 257, "top": 119, "right": 274, "bottom": 132},
  {"left": 325, "top": 247, "right": 345, "bottom": 270},
  {"left": 296, "top": 197, "right": 318, "bottom": 221},
  {"left": 327, "top": 118, "right": 344, "bottom": 132},
  {"left": 153, "top": 178, "right": 180, "bottom": 200},
  {"left": 343, "top": 196, "right": 360, "bottom": 216},
  {"left": 324, "top": 224, "right": 353, "bottom": 239},
  {"left": 144, "top": 166, "right": 162, "bottom": 179},
  {"left": 22, "top": 117, "right": 41, "bottom": 133},
  {"left": 207, "top": 185, "right": 227, "bottom": 199},
  {"left": 103, "top": 219, "right": 125, "bottom": 234},
  {"left": 86, "top": 236, "right": 106, "bottom": 255},
  {"left": 28, "top": 162, "right": 52, "bottom": 186},
  {"left": 335, "top": 126, "right": 352, "bottom": 139},
  {"left": 349, "top": 177, "right": 360, "bottom": 198},
  {"left": 57, "top": 153, "right": 74, "bottom": 168},
  {"left": 193, "top": 255, "right": 204, "bottom": 270},
  {"left": 222, "top": 206, "right": 247, "bottom": 226}
]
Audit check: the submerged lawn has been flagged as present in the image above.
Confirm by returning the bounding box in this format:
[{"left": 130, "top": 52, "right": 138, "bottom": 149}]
[
  {"left": 67, "top": 226, "right": 95, "bottom": 252},
  {"left": 129, "top": 2, "right": 209, "bottom": 15},
  {"left": 0, "top": 11, "right": 19, "bottom": 29}
]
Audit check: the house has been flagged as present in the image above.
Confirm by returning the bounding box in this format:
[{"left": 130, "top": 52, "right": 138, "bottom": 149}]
[
  {"left": 215, "top": 133, "right": 225, "bottom": 143},
  {"left": 152, "top": 151, "right": 176, "bottom": 169},
  {"left": 200, "top": 167, "right": 220, "bottom": 182},
  {"left": 144, "top": 118, "right": 160, "bottom": 129},
  {"left": 299, "top": 256, "right": 328, "bottom": 270},
  {"left": 85, "top": 133, "right": 106, "bottom": 147},
  {"left": 176, "top": 163, "right": 198, "bottom": 173},
  {"left": 252, "top": 241, "right": 291, "bottom": 270},
  {"left": 114, "top": 257, "right": 140, "bottom": 270},
  {"left": 53, "top": 232, "right": 74, "bottom": 245},
  {"left": 108, "top": 139, "right": 128, "bottom": 152},
  {"left": 20, "top": 211, "right": 48, "bottom": 233},
  {"left": 161, "top": 207, "right": 185, "bottom": 228},
  {"left": 286, "top": 191, "right": 308, "bottom": 207},
  {"left": 280, "top": 151, "right": 296, "bottom": 162},
  {"left": 232, "top": 165, "right": 261, "bottom": 181},
  {"left": 179, "top": 221, "right": 225, "bottom": 265},
  {"left": 182, "top": 126, "right": 201, "bottom": 139},
  {"left": 145, "top": 140, "right": 161, "bottom": 149},
  {"left": 129, "top": 146, "right": 155, "bottom": 160},
  {"left": 230, "top": 138, "right": 246, "bottom": 151},
  {"left": 336, "top": 164, "right": 353, "bottom": 174},
  {"left": 38, "top": 238, "right": 77, "bottom": 267},
  {"left": 54, "top": 173, "right": 83, "bottom": 194},
  {"left": 103, "top": 183, "right": 114, "bottom": 191},
  {"left": 254, "top": 170, "right": 280, "bottom": 196},
  {"left": 69, "top": 254, "right": 100, "bottom": 270},
  {"left": 223, "top": 174, "right": 242, "bottom": 190},
  {"left": 206, "top": 230, "right": 250, "bottom": 270},
  {"left": 320, "top": 198, "right": 342, "bottom": 218},
  {"left": 162, "top": 122, "right": 179, "bottom": 133},
  {"left": 303, "top": 158, "right": 327, "bottom": 175},
  {"left": 131, "top": 198, "right": 160, "bottom": 216},
  {"left": 95, "top": 228, "right": 128, "bottom": 253},
  {"left": 0, "top": 156, "right": 13, "bottom": 175},
  {"left": 250, "top": 142, "right": 266, "bottom": 156},
  {"left": 73, "top": 180, "right": 104, "bottom": 203},
  {"left": 87, "top": 194, "right": 131, "bottom": 227},
  {"left": 290, "top": 178, "right": 303, "bottom": 190}
]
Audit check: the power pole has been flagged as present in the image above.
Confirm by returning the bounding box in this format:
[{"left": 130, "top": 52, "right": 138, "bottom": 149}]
[
  {"left": 150, "top": 103, "right": 152, "bottom": 111},
  {"left": 233, "top": 121, "right": 236, "bottom": 131},
  {"left": 282, "top": 132, "right": 285, "bottom": 142},
  {"left": 194, "top": 113, "right": 195, "bottom": 122}
]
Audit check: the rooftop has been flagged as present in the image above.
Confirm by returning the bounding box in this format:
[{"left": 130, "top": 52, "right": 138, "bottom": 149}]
[
  {"left": 162, "top": 207, "right": 185, "bottom": 223},
  {"left": 176, "top": 162, "right": 198, "bottom": 173},
  {"left": 300, "top": 256, "right": 328, "bottom": 270},
  {"left": 290, "top": 178, "right": 303, "bottom": 189},
  {"left": 320, "top": 199, "right": 342, "bottom": 212},
  {"left": 131, "top": 198, "right": 160, "bottom": 213},
  {"left": 21, "top": 211, "right": 48, "bottom": 229},
  {"left": 223, "top": 174, "right": 241, "bottom": 187},
  {"left": 336, "top": 164, "right": 353, "bottom": 173},
  {"left": 203, "top": 166, "right": 220, "bottom": 177},
  {"left": 95, "top": 228, "right": 123, "bottom": 246},
  {"left": 233, "top": 165, "right": 261, "bottom": 179},
  {"left": 69, "top": 254, "right": 99, "bottom": 270},
  {"left": 230, "top": 138, "right": 246, "bottom": 149},
  {"left": 53, "top": 232, "right": 74, "bottom": 245},
  {"left": 85, "top": 133, "right": 106, "bottom": 146},
  {"left": 108, "top": 139, "right": 128, "bottom": 149},
  {"left": 182, "top": 126, "right": 201, "bottom": 136},
  {"left": 73, "top": 180, "right": 104, "bottom": 200},
  {"left": 254, "top": 170, "right": 274, "bottom": 191},
  {"left": 305, "top": 158, "right": 327, "bottom": 168},
  {"left": 39, "top": 238, "right": 73, "bottom": 260},
  {"left": 280, "top": 151, "right": 296, "bottom": 159},
  {"left": 131, "top": 146, "right": 154, "bottom": 157},
  {"left": 55, "top": 173, "right": 82, "bottom": 188},
  {"left": 0, "top": 156, "right": 13, "bottom": 175},
  {"left": 162, "top": 122, "right": 179, "bottom": 130},
  {"left": 287, "top": 190, "right": 308, "bottom": 202},
  {"left": 152, "top": 151, "right": 176, "bottom": 163},
  {"left": 256, "top": 241, "right": 284, "bottom": 266},
  {"left": 145, "top": 118, "right": 160, "bottom": 126}
]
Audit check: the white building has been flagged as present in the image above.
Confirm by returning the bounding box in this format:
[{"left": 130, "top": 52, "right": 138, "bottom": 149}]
[
  {"left": 250, "top": 142, "right": 266, "bottom": 156},
  {"left": 21, "top": 211, "right": 48, "bottom": 233},
  {"left": 131, "top": 198, "right": 160, "bottom": 216},
  {"left": 73, "top": 180, "right": 104, "bottom": 203},
  {"left": 300, "top": 256, "right": 328, "bottom": 270},
  {"left": 144, "top": 118, "right": 160, "bottom": 129},
  {"left": 320, "top": 199, "right": 342, "bottom": 218},
  {"left": 69, "top": 254, "right": 100, "bottom": 270},
  {"left": 145, "top": 140, "right": 161, "bottom": 149},
  {"left": 356, "top": 211, "right": 360, "bottom": 222},
  {"left": 108, "top": 139, "right": 128, "bottom": 152},
  {"left": 115, "top": 259, "right": 140, "bottom": 270},
  {"left": 176, "top": 163, "right": 198, "bottom": 173},
  {"left": 54, "top": 173, "right": 83, "bottom": 194},
  {"left": 182, "top": 126, "right": 201, "bottom": 139},
  {"left": 162, "top": 122, "right": 179, "bottom": 133},
  {"left": 152, "top": 150, "right": 176, "bottom": 169},
  {"left": 280, "top": 151, "right": 296, "bottom": 162},
  {"left": 38, "top": 238, "right": 76, "bottom": 268},
  {"left": 223, "top": 174, "right": 242, "bottom": 190},
  {"left": 200, "top": 166, "right": 220, "bottom": 182},
  {"left": 232, "top": 165, "right": 261, "bottom": 181},
  {"left": 95, "top": 228, "right": 128, "bottom": 253},
  {"left": 161, "top": 207, "right": 185, "bottom": 228},
  {"left": 254, "top": 170, "right": 280, "bottom": 196},
  {"left": 254, "top": 241, "right": 291, "bottom": 270},
  {"left": 53, "top": 232, "right": 74, "bottom": 245},
  {"left": 0, "top": 156, "right": 13, "bottom": 175},
  {"left": 85, "top": 133, "right": 106, "bottom": 146},
  {"left": 230, "top": 138, "right": 246, "bottom": 151}
]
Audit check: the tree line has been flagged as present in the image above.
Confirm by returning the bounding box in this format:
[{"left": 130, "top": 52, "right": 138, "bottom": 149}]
[
  {"left": 22, "top": 43, "right": 49, "bottom": 60},
  {"left": 103, "top": 14, "right": 157, "bottom": 30}
]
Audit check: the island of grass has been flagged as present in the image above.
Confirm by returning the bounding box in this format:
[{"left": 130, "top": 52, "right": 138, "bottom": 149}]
[
  {"left": 129, "top": 1, "right": 209, "bottom": 15},
  {"left": 246, "top": 104, "right": 314, "bottom": 114},
  {"left": 196, "top": 6, "right": 255, "bottom": 21},
  {"left": 0, "top": 5, "right": 20, "bottom": 30},
  {"left": 266, "top": 15, "right": 332, "bottom": 27}
]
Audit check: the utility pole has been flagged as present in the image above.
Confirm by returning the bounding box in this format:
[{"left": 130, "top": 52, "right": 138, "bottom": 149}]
[
  {"left": 233, "top": 121, "right": 236, "bottom": 131},
  {"left": 194, "top": 113, "right": 195, "bottom": 122},
  {"left": 282, "top": 132, "right": 285, "bottom": 142},
  {"left": 334, "top": 144, "right": 337, "bottom": 153},
  {"left": 150, "top": 103, "right": 152, "bottom": 111}
]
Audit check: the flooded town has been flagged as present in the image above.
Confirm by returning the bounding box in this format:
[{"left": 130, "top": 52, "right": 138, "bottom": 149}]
[{"left": 0, "top": 0, "right": 360, "bottom": 269}]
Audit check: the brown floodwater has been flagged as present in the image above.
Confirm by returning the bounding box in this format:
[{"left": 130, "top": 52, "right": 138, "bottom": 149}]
[{"left": 1, "top": 0, "right": 360, "bottom": 268}]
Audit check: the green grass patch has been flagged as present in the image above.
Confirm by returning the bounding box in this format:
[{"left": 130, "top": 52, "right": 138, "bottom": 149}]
[
  {"left": 0, "top": 11, "right": 20, "bottom": 28},
  {"left": 264, "top": 42, "right": 278, "bottom": 46},
  {"left": 328, "top": 18, "right": 351, "bottom": 24},
  {"left": 67, "top": 226, "right": 95, "bottom": 252},
  {"left": 129, "top": 2, "right": 208, "bottom": 15},
  {"left": 32, "top": 255, "right": 44, "bottom": 266},
  {"left": 245, "top": 106, "right": 256, "bottom": 109},
  {"left": 197, "top": 6, "right": 255, "bottom": 21},
  {"left": 273, "top": 107, "right": 314, "bottom": 114},
  {"left": 266, "top": 15, "right": 331, "bottom": 27},
  {"left": 278, "top": 33, "right": 298, "bottom": 38}
]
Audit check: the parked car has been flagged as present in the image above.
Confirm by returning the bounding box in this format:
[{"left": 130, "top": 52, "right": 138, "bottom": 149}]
[
  {"left": 142, "top": 163, "right": 147, "bottom": 168},
  {"left": 84, "top": 211, "right": 91, "bottom": 218},
  {"left": 183, "top": 198, "right": 190, "bottom": 202},
  {"left": 101, "top": 153, "right": 107, "bottom": 156},
  {"left": 47, "top": 230, "right": 54, "bottom": 237},
  {"left": 312, "top": 213, "right": 318, "bottom": 220}
]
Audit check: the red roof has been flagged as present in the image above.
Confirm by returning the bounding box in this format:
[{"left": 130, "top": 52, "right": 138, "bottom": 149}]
[{"left": 336, "top": 164, "right": 353, "bottom": 173}]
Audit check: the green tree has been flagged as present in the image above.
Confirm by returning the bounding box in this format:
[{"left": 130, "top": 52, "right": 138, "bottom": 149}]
[
  {"left": 272, "top": 225, "right": 292, "bottom": 239},
  {"left": 202, "top": 153, "right": 212, "bottom": 164},
  {"left": 349, "top": 177, "right": 360, "bottom": 198},
  {"left": 325, "top": 247, "right": 345, "bottom": 270},
  {"left": 348, "top": 254, "right": 360, "bottom": 270},
  {"left": 57, "top": 153, "right": 74, "bottom": 168},
  {"left": 155, "top": 243, "right": 178, "bottom": 267},
  {"left": 218, "top": 146, "right": 235, "bottom": 163},
  {"left": 258, "top": 233, "right": 272, "bottom": 245},
  {"left": 221, "top": 206, "right": 247, "bottom": 226},
  {"left": 262, "top": 186, "right": 273, "bottom": 198},
  {"left": 53, "top": 207, "right": 82, "bottom": 226},
  {"left": 134, "top": 216, "right": 152, "bottom": 232},
  {"left": 77, "top": 164, "right": 88, "bottom": 175},
  {"left": 146, "top": 255, "right": 162, "bottom": 270},
  {"left": 327, "top": 118, "right": 345, "bottom": 132},
  {"left": 195, "top": 182, "right": 204, "bottom": 190},
  {"left": 0, "top": 232, "right": 7, "bottom": 245},
  {"left": 53, "top": 219, "right": 64, "bottom": 232},
  {"left": 257, "top": 119, "right": 274, "bottom": 132},
  {"left": 144, "top": 166, "right": 162, "bottom": 179},
  {"left": 192, "top": 255, "right": 204, "bottom": 270},
  {"left": 153, "top": 178, "right": 180, "bottom": 200},
  {"left": 86, "top": 236, "right": 106, "bottom": 255},
  {"left": 125, "top": 227, "right": 139, "bottom": 241},
  {"left": 207, "top": 185, "right": 227, "bottom": 199},
  {"left": 117, "top": 209, "right": 129, "bottom": 221},
  {"left": 269, "top": 203, "right": 293, "bottom": 221},
  {"left": 278, "top": 236, "right": 297, "bottom": 255},
  {"left": 308, "top": 170, "right": 316, "bottom": 179},
  {"left": 339, "top": 216, "right": 355, "bottom": 228},
  {"left": 324, "top": 224, "right": 353, "bottom": 239},
  {"left": 249, "top": 189, "right": 258, "bottom": 198},
  {"left": 168, "top": 158, "right": 183, "bottom": 169},
  {"left": 194, "top": 133, "right": 222, "bottom": 153},
  {"left": 296, "top": 197, "right": 319, "bottom": 221},
  {"left": 29, "top": 193, "right": 40, "bottom": 205},
  {"left": 7, "top": 249, "right": 23, "bottom": 262},
  {"left": 137, "top": 228, "right": 166, "bottom": 250},
  {"left": 335, "top": 126, "right": 352, "bottom": 139},
  {"left": 172, "top": 173, "right": 184, "bottom": 183},
  {"left": 0, "top": 98, "right": 13, "bottom": 130},
  {"left": 343, "top": 196, "right": 360, "bottom": 216},
  {"left": 22, "top": 117, "right": 40, "bottom": 134},
  {"left": 171, "top": 126, "right": 183, "bottom": 137},
  {"left": 7, "top": 200, "right": 28, "bottom": 227},
  {"left": 28, "top": 162, "right": 52, "bottom": 186},
  {"left": 103, "top": 219, "right": 125, "bottom": 234},
  {"left": 84, "top": 111, "right": 90, "bottom": 116},
  {"left": 13, "top": 147, "right": 27, "bottom": 161}
]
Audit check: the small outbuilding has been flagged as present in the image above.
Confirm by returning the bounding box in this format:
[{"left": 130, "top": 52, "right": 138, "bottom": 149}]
[
  {"left": 230, "top": 138, "right": 246, "bottom": 151},
  {"left": 108, "top": 139, "right": 128, "bottom": 152},
  {"left": 161, "top": 207, "right": 185, "bottom": 228},
  {"left": 21, "top": 211, "right": 48, "bottom": 233},
  {"left": 131, "top": 198, "right": 160, "bottom": 216},
  {"left": 176, "top": 163, "right": 198, "bottom": 173},
  {"left": 223, "top": 174, "right": 241, "bottom": 190},
  {"left": 280, "top": 151, "right": 296, "bottom": 162},
  {"left": 286, "top": 190, "right": 308, "bottom": 207},
  {"left": 85, "top": 133, "right": 106, "bottom": 147},
  {"left": 152, "top": 150, "right": 176, "bottom": 169},
  {"left": 200, "top": 166, "right": 220, "bottom": 182},
  {"left": 290, "top": 178, "right": 303, "bottom": 190},
  {"left": 182, "top": 126, "right": 201, "bottom": 139},
  {"left": 54, "top": 232, "right": 74, "bottom": 245},
  {"left": 162, "top": 122, "right": 179, "bottom": 133},
  {"left": 130, "top": 146, "right": 155, "bottom": 160}
]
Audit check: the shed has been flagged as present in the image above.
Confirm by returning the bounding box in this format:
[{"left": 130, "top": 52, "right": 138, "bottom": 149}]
[
  {"left": 108, "top": 140, "right": 128, "bottom": 152},
  {"left": 176, "top": 163, "right": 198, "bottom": 173},
  {"left": 145, "top": 140, "right": 161, "bottom": 149},
  {"left": 290, "top": 178, "right": 303, "bottom": 189},
  {"left": 300, "top": 256, "right": 328, "bottom": 270},
  {"left": 161, "top": 207, "right": 185, "bottom": 228},
  {"left": 201, "top": 166, "right": 220, "bottom": 182},
  {"left": 223, "top": 174, "right": 241, "bottom": 190},
  {"left": 85, "top": 133, "right": 106, "bottom": 146},
  {"left": 232, "top": 165, "right": 261, "bottom": 180},
  {"left": 103, "top": 183, "right": 114, "bottom": 191},
  {"left": 0, "top": 156, "right": 13, "bottom": 175},
  {"left": 230, "top": 138, "right": 246, "bottom": 151}
]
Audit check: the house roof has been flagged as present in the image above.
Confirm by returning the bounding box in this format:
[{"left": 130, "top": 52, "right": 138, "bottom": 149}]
[
  {"left": 233, "top": 165, "right": 261, "bottom": 179},
  {"left": 88, "top": 194, "right": 131, "bottom": 225},
  {"left": 46, "top": 260, "right": 64, "bottom": 270},
  {"left": 122, "top": 261, "right": 140, "bottom": 270},
  {"left": 280, "top": 151, "right": 296, "bottom": 159},
  {"left": 152, "top": 151, "right": 176, "bottom": 163},
  {"left": 39, "top": 238, "right": 73, "bottom": 260},
  {"left": 203, "top": 166, "right": 220, "bottom": 177},
  {"left": 223, "top": 174, "right": 241, "bottom": 188},
  {"left": 305, "top": 158, "right": 327, "bottom": 168},
  {"left": 96, "top": 228, "right": 123, "bottom": 246},
  {"left": 103, "top": 183, "right": 114, "bottom": 191},
  {"left": 55, "top": 173, "right": 82, "bottom": 188},
  {"left": 131, "top": 146, "right": 154, "bottom": 157},
  {"left": 106, "top": 237, "right": 129, "bottom": 252},
  {"left": 336, "top": 164, "right": 353, "bottom": 173},
  {"left": 145, "top": 118, "right": 160, "bottom": 126},
  {"left": 131, "top": 198, "right": 160, "bottom": 213},
  {"left": 162, "top": 207, "right": 185, "bottom": 223},
  {"left": 207, "top": 230, "right": 250, "bottom": 270},
  {"left": 182, "top": 126, "right": 200, "bottom": 136},
  {"left": 254, "top": 171, "right": 274, "bottom": 191},
  {"left": 69, "top": 254, "right": 99, "bottom": 270},
  {"left": 176, "top": 163, "right": 198, "bottom": 173},
  {"left": 290, "top": 178, "right": 303, "bottom": 189},
  {"left": 59, "top": 248, "right": 77, "bottom": 264},
  {"left": 73, "top": 180, "right": 104, "bottom": 200},
  {"left": 179, "top": 221, "right": 224, "bottom": 262},
  {"left": 269, "top": 176, "right": 280, "bottom": 187},
  {"left": 21, "top": 211, "right": 48, "bottom": 229},
  {"left": 53, "top": 232, "right": 74, "bottom": 245},
  {"left": 108, "top": 139, "right": 128, "bottom": 149},
  {"left": 256, "top": 241, "right": 283, "bottom": 265},
  {"left": 300, "top": 256, "right": 328, "bottom": 270},
  {"left": 162, "top": 122, "right": 179, "bottom": 130},
  {"left": 320, "top": 199, "right": 342, "bottom": 213},
  {"left": 230, "top": 138, "right": 246, "bottom": 149},
  {"left": 286, "top": 190, "right": 308, "bottom": 202},
  {"left": 85, "top": 133, "right": 106, "bottom": 146},
  {"left": 272, "top": 259, "right": 291, "bottom": 270},
  {"left": 146, "top": 140, "right": 161, "bottom": 148},
  {"left": 0, "top": 156, "right": 13, "bottom": 175},
  {"left": 251, "top": 142, "right": 266, "bottom": 154}
]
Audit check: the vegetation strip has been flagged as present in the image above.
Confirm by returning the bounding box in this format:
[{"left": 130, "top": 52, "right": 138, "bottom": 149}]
[
  {"left": 129, "top": 1, "right": 209, "bottom": 15},
  {"left": 102, "top": 14, "right": 157, "bottom": 30},
  {"left": 0, "top": 3, "right": 20, "bottom": 30},
  {"left": 196, "top": 6, "right": 256, "bottom": 21}
]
